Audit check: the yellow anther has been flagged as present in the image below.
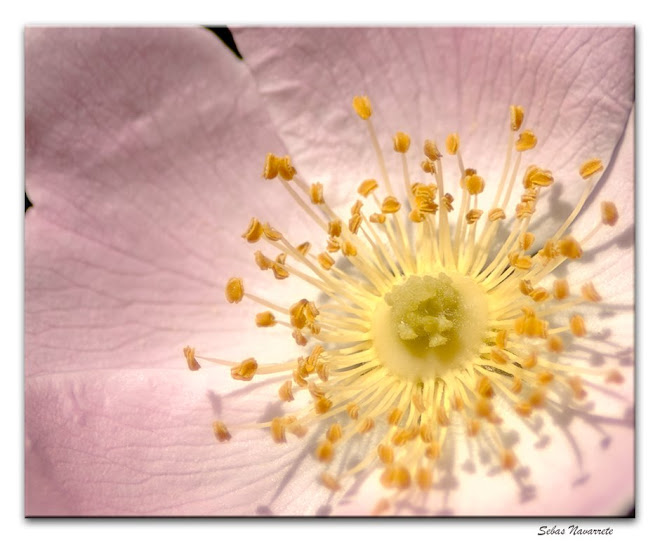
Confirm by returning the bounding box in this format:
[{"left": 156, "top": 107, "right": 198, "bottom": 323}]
[
  {"left": 491, "top": 348, "right": 509, "bottom": 365},
  {"left": 567, "top": 376, "right": 587, "bottom": 400},
  {"left": 213, "top": 421, "right": 231, "bottom": 442},
  {"left": 380, "top": 465, "right": 411, "bottom": 490},
  {"left": 569, "top": 314, "right": 587, "bottom": 337},
  {"left": 412, "top": 393, "right": 425, "bottom": 413},
  {"left": 519, "top": 279, "right": 534, "bottom": 296},
  {"left": 425, "top": 441, "right": 440, "bottom": 460},
  {"left": 278, "top": 380, "right": 294, "bottom": 402},
  {"left": 421, "top": 159, "right": 436, "bottom": 174},
  {"left": 183, "top": 346, "right": 200, "bottom": 371},
  {"left": 272, "top": 262, "right": 289, "bottom": 280},
  {"left": 519, "top": 232, "right": 535, "bottom": 251},
  {"left": 318, "top": 252, "right": 335, "bottom": 270},
  {"left": 346, "top": 402, "right": 359, "bottom": 420},
  {"left": 310, "top": 182, "right": 325, "bottom": 204},
  {"left": 419, "top": 424, "right": 433, "bottom": 443},
  {"left": 547, "top": 334, "right": 564, "bottom": 353},
  {"left": 582, "top": 282, "right": 602, "bottom": 302},
  {"left": 515, "top": 402, "right": 533, "bottom": 417},
  {"left": 523, "top": 165, "right": 554, "bottom": 188},
  {"left": 464, "top": 168, "right": 477, "bottom": 177},
  {"left": 341, "top": 240, "right": 358, "bottom": 257},
  {"left": 465, "top": 209, "right": 483, "bottom": 225},
  {"left": 255, "top": 311, "right": 277, "bottom": 327},
  {"left": 477, "top": 376, "right": 494, "bottom": 398},
  {"left": 467, "top": 419, "right": 480, "bottom": 436},
  {"left": 372, "top": 498, "right": 390, "bottom": 516},
  {"left": 521, "top": 187, "right": 540, "bottom": 203},
  {"left": 352, "top": 95, "right": 372, "bottom": 120},
  {"left": 451, "top": 393, "right": 464, "bottom": 411},
  {"left": 378, "top": 444, "right": 394, "bottom": 464},
  {"left": 528, "top": 389, "right": 546, "bottom": 407},
  {"left": 537, "top": 371, "right": 554, "bottom": 386},
  {"left": 315, "top": 396, "right": 333, "bottom": 415},
  {"left": 292, "top": 329, "right": 308, "bottom": 347},
  {"left": 601, "top": 201, "right": 619, "bottom": 226},
  {"left": 348, "top": 214, "right": 362, "bottom": 235},
  {"left": 415, "top": 468, "right": 433, "bottom": 491},
  {"left": 289, "top": 299, "right": 309, "bottom": 329},
  {"left": 320, "top": 473, "right": 341, "bottom": 492},
  {"left": 326, "top": 423, "right": 343, "bottom": 443},
  {"left": 558, "top": 236, "right": 583, "bottom": 259},
  {"left": 515, "top": 201, "right": 535, "bottom": 219},
  {"left": 500, "top": 449, "right": 517, "bottom": 471},
  {"left": 465, "top": 174, "right": 485, "bottom": 195},
  {"left": 424, "top": 139, "right": 441, "bottom": 161},
  {"left": 579, "top": 158, "right": 604, "bottom": 180},
  {"left": 304, "top": 300, "right": 319, "bottom": 321},
  {"left": 254, "top": 250, "right": 273, "bottom": 271},
  {"left": 316, "top": 361, "right": 329, "bottom": 382},
  {"left": 436, "top": 407, "right": 450, "bottom": 426},
  {"left": 523, "top": 316, "right": 547, "bottom": 338},
  {"left": 308, "top": 344, "right": 324, "bottom": 366},
  {"left": 262, "top": 152, "right": 280, "bottom": 179},
  {"left": 509, "top": 252, "right": 532, "bottom": 270},
  {"left": 327, "top": 219, "right": 342, "bottom": 237},
  {"left": 409, "top": 209, "right": 425, "bottom": 223},
  {"left": 261, "top": 222, "right": 282, "bottom": 241},
  {"left": 326, "top": 237, "right": 341, "bottom": 253},
  {"left": 393, "top": 131, "right": 411, "bottom": 153},
  {"left": 510, "top": 105, "right": 525, "bottom": 131},
  {"left": 496, "top": 329, "right": 508, "bottom": 349},
  {"left": 445, "top": 133, "right": 460, "bottom": 155},
  {"left": 522, "top": 352, "right": 537, "bottom": 369},
  {"left": 381, "top": 196, "right": 401, "bottom": 214},
  {"left": 225, "top": 277, "right": 244, "bottom": 304},
  {"left": 475, "top": 397, "right": 492, "bottom": 418},
  {"left": 488, "top": 208, "right": 506, "bottom": 221},
  {"left": 277, "top": 155, "right": 296, "bottom": 181},
  {"left": 231, "top": 357, "right": 258, "bottom": 381},
  {"left": 538, "top": 239, "right": 558, "bottom": 260},
  {"left": 442, "top": 193, "right": 455, "bottom": 212},
  {"left": 530, "top": 288, "right": 550, "bottom": 303},
  {"left": 358, "top": 417, "right": 374, "bottom": 434},
  {"left": 358, "top": 178, "right": 378, "bottom": 197},
  {"left": 606, "top": 369, "right": 624, "bottom": 384},
  {"left": 511, "top": 376, "right": 523, "bottom": 394},
  {"left": 515, "top": 129, "right": 537, "bottom": 151},
  {"left": 292, "top": 368, "right": 307, "bottom": 387},
  {"left": 350, "top": 200, "right": 364, "bottom": 215},
  {"left": 271, "top": 417, "right": 287, "bottom": 443},
  {"left": 387, "top": 407, "right": 403, "bottom": 426},
  {"left": 242, "top": 217, "right": 263, "bottom": 243},
  {"left": 552, "top": 279, "right": 569, "bottom": 300}
]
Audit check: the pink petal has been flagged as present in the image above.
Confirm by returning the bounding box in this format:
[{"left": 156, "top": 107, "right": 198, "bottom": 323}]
[
  {"left": 233, "top": 27, "right": 633, "bottom": 193},
  {"left": 25, "top": 27, "right": 635, "bottom": 517},
  {"left": 25, "top": 27, "right": 305, "bottom": 515}
]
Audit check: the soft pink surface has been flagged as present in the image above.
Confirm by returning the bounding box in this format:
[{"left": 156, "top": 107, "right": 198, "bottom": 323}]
[{"left": 25, "top": 27, "right": 634, "bottom": 516}]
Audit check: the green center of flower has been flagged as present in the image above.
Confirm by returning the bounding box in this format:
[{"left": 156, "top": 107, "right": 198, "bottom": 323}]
[
  {"left": 385, "top": 274, "right": 459, "bottom": 348},
  {"left": 372, "top": 273, "right": 489, "bottom": 379}
]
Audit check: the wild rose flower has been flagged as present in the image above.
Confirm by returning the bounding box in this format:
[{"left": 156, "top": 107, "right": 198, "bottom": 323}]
[{"left": 25, "top": 27, "right": 634, "bottom": 516}]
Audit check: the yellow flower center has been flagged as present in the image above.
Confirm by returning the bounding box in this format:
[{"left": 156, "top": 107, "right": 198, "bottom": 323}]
[{"left": 184, "top": 96, "right": 624, "bottom": 515}]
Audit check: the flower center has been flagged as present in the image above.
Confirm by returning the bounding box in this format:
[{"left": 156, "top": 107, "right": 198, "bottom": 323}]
[{"left": 372, "top": 273, "right": 488, "bottom": 379}]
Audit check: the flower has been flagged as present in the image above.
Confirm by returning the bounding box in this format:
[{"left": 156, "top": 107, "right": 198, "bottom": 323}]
[{"left": 25, "top": 26, "right": 634, "bottom": 516}]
